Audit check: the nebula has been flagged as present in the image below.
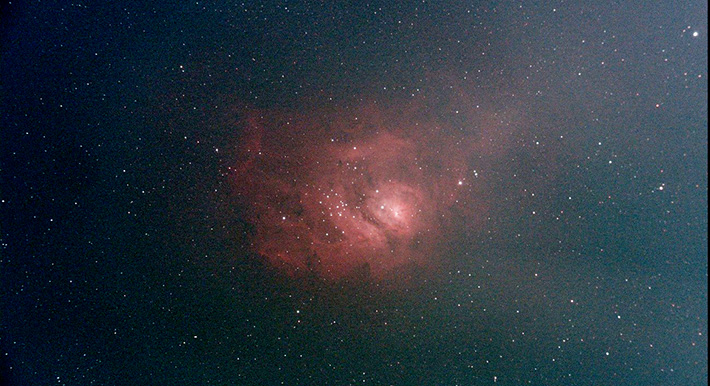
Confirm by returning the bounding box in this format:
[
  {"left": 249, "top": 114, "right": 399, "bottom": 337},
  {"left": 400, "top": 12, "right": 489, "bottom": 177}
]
[{"left": 226, "top": 100, "right": 503, "bottom": 280}]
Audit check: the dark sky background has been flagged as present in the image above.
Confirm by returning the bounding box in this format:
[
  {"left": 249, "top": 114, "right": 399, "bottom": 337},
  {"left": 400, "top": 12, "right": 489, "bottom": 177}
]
[{"left": 1, "top": 1, "right": 707, "bottom": 385}]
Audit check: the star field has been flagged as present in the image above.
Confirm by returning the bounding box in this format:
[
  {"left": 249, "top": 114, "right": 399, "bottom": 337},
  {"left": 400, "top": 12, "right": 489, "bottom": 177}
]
[{"left": 1, "top": 1, "right": 707, "bottom": 385}]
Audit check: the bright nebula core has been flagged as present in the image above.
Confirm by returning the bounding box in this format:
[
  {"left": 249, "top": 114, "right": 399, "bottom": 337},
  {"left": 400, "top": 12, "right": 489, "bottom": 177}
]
[{"left": 228, "top": 101, "right": 497, "bottom": 280}]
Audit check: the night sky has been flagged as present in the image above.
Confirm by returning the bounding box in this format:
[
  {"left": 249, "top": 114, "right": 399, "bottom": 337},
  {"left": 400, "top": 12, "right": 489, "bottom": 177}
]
[{"left": 1, "top": 1, "right": 708, "bottom": 385}]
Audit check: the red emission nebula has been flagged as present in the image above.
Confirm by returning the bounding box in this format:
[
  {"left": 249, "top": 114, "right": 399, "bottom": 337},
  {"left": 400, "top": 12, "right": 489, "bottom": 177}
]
[{"left": 227, "top": 100, "right": 509, "bottom": 281}]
